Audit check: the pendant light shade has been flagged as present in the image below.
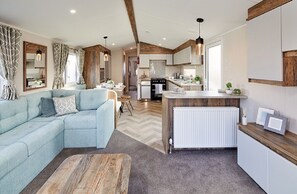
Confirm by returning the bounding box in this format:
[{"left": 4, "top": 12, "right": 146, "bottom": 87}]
[
  {"left": 196, "top": 18, "right": 204, "bottom": 56},
  {"left": 103, "top": 36, "right": 109, "bottom": 62},
  {"left": 36, "top": 49, "right": 42, "bottom": 61}
]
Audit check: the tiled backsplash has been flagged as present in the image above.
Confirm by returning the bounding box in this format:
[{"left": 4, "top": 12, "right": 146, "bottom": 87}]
[{"left": 165, "top": 66, "right": 181, "bottom": 77}]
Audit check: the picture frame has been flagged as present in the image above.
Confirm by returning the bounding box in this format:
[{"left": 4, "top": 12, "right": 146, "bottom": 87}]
[
  {"left": 264, "top": 114, "right": 287, "bottom": 135},
  {"left": 256, "top": 107, "right": 275, "bottom": 126}
]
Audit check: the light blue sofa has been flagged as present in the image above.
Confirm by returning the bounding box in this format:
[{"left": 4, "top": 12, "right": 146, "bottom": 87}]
[{"left": 0, "top": 89, "right": 114, "bottom": 194}]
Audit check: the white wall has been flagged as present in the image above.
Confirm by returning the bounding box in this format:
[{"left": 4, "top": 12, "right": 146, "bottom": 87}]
[
  {"left": 16, "top": 30, "right": 54, "bottom": 96},
  {"left": 207, "top": 25, "right": 297, "bottom": 134},
  {"left": 111, "top": 49, "right": 123, "bottom": 84}
]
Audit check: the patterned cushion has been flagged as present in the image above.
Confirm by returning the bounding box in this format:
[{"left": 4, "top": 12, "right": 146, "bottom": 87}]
[{"left": 53, "top": 95, "right": 78, "bottom": 116}]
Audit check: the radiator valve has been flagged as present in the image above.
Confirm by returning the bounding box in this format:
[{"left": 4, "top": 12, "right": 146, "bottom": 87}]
[{"left": 169, "top": 138, "right": 173, "bottom": 154}]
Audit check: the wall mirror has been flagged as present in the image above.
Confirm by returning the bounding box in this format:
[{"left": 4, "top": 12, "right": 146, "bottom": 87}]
[{"left": 23, "top": 41, "right": 47, "bottom": 91}]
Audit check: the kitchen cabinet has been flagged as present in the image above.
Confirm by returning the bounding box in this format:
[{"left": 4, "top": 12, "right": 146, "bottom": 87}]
[
  {"left": 174, "top": 47, "right": 191, "bottom": 65},
  {"left": 166, "top": 80, "right": 202, "bottom": 91},
  {"left": 282, "top": 0, "right": 297, "bottom": 52},
  {"left": 150, "top": 54, "right": 166, "bottom": 60},
  {"left": 166, "top": 54, "right": 173, "bottom": 65},
  {"left": 247, "top": 7, "right": 282, "bottom": 82},
  {"left": 238, "top": 124, "right": 297, "bottom": 194},
  {"left": 140, "top": 80, "right": 151, "bottom": 99},
  {"left": 139, "top": 54, "right": 150, "bottom": 68},
  {"left": 167, "top": 81, "right": 177, "bottom": 91}
]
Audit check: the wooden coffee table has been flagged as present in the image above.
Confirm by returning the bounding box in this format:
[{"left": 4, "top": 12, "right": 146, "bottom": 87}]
[{"left": 37, "top": 154, "right": 131, "bottom": 194}]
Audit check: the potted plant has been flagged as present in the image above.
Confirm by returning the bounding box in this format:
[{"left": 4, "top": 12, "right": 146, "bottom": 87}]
[
  {"left": 225, "top": 82, "right": 233, "bottom": 94},
  {"left": 194, "top": 75, "right": 201, "bottom": 84}
]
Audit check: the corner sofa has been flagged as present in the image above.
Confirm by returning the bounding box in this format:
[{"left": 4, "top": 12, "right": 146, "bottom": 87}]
[{"left": 0, "top": 89, "right": 114, "bottom": 194}]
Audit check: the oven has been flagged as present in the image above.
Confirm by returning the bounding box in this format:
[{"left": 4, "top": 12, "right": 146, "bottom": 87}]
[{"left": 151, "top": 78, "right": 166, "bottom": 101}]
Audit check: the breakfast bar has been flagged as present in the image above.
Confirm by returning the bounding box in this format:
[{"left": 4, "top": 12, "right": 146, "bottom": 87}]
[{"left": 162, "top": 91, "right": 247, "bottom": 153}]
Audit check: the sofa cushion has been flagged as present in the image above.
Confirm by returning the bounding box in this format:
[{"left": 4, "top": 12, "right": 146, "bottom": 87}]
[
  {"left": 64, "top": 110, "right": 96, "bottom": 129},
  {"left": 53, "top": 95, "right": 78, "bottom": 116},
  {"left": 80, "top": 89, "right": 107, "bottom": 110},
  {"left": 18, "top": 120, "right": 64, "bottom": 156},
  {"left": 52, "top": 89, "right": 81, "bottom": 110},
  {"left": 29, "top": 114, "right": 70, "bottom": 122},
  {"left": 40, "top": 97, "right": 56, "bottom": 117},
  {"left": 0, "top": 122, "right": 49, "bottom": 146},
  {"left": 0, "top": 143, "right": 28, "bottom": 179},
  {"left": 25, "top": 91, "right": 52, "bottom": 120},
  {"left": 0, "top": 97, "right": 28, "bottom": 134}
]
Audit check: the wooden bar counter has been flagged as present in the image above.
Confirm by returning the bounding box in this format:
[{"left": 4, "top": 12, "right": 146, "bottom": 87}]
[{"left": 162, "top": 91, "right": 247, "bottom": 153}]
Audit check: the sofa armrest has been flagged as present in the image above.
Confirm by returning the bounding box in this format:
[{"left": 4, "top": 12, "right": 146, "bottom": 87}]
[{"left": 96, "top": 99, "right": 115, "bottom": 148}]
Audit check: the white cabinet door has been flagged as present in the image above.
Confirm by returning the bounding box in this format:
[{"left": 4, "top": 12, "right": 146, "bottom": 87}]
[
  {"left": 150, "top": 54, "right": 166, "bottom": 60},
  {"left": 247, "top": 7, "right": 282, "bottom": 81},
  {"left": 139, "top": 54, "right": 150, "bottom": 68},
  {"left": 166, "top": 54, "right": 173, "bottom": 65},
  {"left": 174, "top": 51, "right": 180, "bottom": 65},
  {"left": 268, "top": 149, "right": 297, "bottom": 194},
  {"left": 282, "top": 0, "right": 297, "bottom": 51},
  {"left": 173, "top": 47, "right": 191, "bottom": 65},
  {"left": 237, "top": 130, "right": 268, "bottom": 192}
]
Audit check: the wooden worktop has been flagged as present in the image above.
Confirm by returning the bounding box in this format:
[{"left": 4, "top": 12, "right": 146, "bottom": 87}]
[
  {"left": 239, "top": 123, "right": 297, "bottom": 165},
  {"left": 162, "top": 91, "right": 247, "bottom": 99}
]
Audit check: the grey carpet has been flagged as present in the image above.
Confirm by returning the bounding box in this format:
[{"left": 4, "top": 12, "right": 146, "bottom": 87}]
[{"left": 22, "top": 130, "right": 265, "bottom": 194}]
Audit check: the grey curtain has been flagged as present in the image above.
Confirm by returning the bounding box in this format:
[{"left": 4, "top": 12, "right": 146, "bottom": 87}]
[
  {"left": 0, "top": 25, "right": 22, "bottom": 100},
  {"left": 75, "top": 49, "right": 85, "bottom": 84},
  {"left": 52, "top": 43, "right": 69, "bottom": 89}
]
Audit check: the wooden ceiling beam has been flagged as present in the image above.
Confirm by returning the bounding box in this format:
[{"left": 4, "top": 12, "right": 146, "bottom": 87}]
[
  {"left": 124, "top": 0, "right": 139, "bottom": 44},
  {"left": 139, "top": 42, "right": 174, "bottom": 54},
  {"left": 173, "top": 40, "right": 196, "bottom": 54}
]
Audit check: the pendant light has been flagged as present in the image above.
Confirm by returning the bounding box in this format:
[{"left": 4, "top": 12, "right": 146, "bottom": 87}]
[
  {"left": 36, "top": 49, "right": 42, "bottom": 61},
  {"left": 103, "top": 36, "right": 109, "bottom": 62},
  {"left": 196, "top": 18, "right": 204, "bottom": 56}
]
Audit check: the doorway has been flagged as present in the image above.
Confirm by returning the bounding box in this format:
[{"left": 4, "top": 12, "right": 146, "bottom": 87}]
[
  {"left": 205, "top": 41, "right": 222, "bottom": 91},
  {"left": 128, "top": 56, "right": 138, "bottom": 91}
]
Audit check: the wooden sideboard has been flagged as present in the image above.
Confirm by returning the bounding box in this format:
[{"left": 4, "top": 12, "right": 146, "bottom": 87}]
[{"left": 238, "top": 123, "right": 297, "bottom": 193}]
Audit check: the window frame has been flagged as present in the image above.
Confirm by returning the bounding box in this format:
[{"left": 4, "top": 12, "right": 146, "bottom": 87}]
[
  {"left": 205, "top": 40, "right": 223, "bottom": 91},
  {"left": 64, "top": 51, "right": 78, "bottom": 85}
]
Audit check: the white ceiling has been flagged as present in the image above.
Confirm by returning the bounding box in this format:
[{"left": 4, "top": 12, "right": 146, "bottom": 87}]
[{"left": 0, "top": 0, "right": 260, "bottom": 50}]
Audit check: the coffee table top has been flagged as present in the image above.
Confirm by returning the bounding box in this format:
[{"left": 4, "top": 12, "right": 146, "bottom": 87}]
[{"left": 37, "top": 154, "right": 131, "bottom": 194}]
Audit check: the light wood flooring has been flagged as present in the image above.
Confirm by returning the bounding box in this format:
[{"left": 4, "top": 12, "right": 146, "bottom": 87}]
[{"left": 117, "top": 99, "right": 165, "bottom": 154}]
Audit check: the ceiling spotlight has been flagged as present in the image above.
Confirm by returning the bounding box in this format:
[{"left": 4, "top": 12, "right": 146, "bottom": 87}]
[
  {"left": 158, "top": 43, "right": 162, "bottom": 46},
  {"left": 112, "top": 43, "right": 115, "bottom": 46},
  {"left": 162, "top": 37, "right": 166, "bottom": 41},
  {"left": 130, "top": 47, "right": 133, "bottom": 50},
  {"left": 70, "top": 9, "right": 76, "bottom": 14}
]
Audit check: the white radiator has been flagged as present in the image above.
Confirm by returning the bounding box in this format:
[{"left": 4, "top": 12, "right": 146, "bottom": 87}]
[{"left": 173, "top": 107, "right": 239, "bottom": 148}]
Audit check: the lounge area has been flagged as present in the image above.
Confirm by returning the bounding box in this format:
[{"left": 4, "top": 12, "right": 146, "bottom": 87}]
[{"left": 1, "top": 0, "right": 297, "bottom": 194}]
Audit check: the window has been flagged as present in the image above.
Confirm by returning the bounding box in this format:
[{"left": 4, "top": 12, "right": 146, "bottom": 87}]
[
  {"left": 205, "top": 42, "right": 222, "bottom": 91},
  {"left": 64, "top": 52, "right": 77, "bottom": 84}
]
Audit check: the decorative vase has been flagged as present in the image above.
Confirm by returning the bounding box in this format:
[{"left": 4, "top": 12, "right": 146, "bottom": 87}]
[{"left": 226, "top": 89, "right": 232, "bottom": 95}]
